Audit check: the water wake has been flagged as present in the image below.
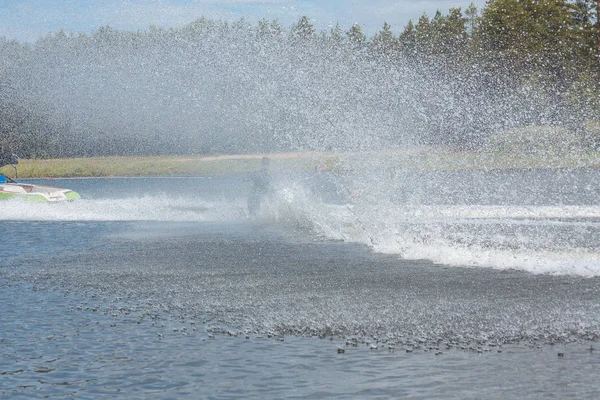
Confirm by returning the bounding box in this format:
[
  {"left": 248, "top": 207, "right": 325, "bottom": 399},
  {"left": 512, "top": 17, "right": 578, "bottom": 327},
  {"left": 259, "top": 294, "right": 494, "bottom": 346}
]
[
  {"left": 0, "top": 194, "right": 246, "bottom": 222},
  {"left": 266, "top": 182, "right": 600, "bottom": 277},
  {"left": 4, "top": 176, "right": 600, "bottom": 277}
]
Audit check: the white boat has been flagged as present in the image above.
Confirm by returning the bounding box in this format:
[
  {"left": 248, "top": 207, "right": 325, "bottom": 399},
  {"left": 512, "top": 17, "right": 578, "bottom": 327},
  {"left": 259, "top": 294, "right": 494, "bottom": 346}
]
[
  {"left": 0, "top": 180, "right": 80, "bottom": 202},
  {"left": 0, "top": 152, "right": 80, "bottom": 202}
]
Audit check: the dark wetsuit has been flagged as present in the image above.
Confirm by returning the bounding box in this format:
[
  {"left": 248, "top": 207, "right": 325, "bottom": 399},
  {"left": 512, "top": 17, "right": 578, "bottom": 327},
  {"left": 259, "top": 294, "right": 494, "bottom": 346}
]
[{"left": 247, "top": 168, "right": 270, "bottom": 216}]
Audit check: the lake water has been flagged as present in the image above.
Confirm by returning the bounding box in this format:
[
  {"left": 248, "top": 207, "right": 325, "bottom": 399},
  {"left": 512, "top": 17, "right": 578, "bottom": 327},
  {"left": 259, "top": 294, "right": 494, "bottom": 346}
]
[{"left": 1, "top": 171, "right": 600, "bottom": 398}]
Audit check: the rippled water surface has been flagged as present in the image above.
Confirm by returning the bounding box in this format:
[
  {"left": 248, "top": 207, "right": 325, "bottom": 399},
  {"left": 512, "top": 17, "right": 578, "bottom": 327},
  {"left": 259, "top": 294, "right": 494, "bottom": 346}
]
[{"left": 1, "top": 173, "right": 600, "bottom": 398}]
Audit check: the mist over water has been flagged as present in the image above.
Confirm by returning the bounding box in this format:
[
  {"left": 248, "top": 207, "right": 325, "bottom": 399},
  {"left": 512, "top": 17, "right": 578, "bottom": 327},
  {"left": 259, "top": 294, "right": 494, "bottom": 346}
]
[
  {"left": 2, "top": 16, "right": 585, "bottom": 156},
  {"left": 2, "top": 14, "right": 600, "bottom": 278},
  {"left": 3, "top": 8, "right": 600, "bottom": 399},
  {"left": 3, "top": 169, "right": 600, "bottom": 278}
]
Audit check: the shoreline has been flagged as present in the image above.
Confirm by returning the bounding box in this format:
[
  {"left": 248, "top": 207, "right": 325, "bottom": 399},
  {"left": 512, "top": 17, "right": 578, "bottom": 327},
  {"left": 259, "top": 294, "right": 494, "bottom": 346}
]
[
  {"left": 0, "top": 153, "right": 331, "bottom": 179},
  {"left": 2, "top": 150, "right": 600, "bottom": 179}
]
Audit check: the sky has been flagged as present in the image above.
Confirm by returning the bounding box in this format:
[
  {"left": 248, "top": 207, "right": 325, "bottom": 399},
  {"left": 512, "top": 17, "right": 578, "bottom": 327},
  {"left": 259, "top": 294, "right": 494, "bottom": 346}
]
[{"left": 0, "top": 0, "right": 486, "bottom": 43}]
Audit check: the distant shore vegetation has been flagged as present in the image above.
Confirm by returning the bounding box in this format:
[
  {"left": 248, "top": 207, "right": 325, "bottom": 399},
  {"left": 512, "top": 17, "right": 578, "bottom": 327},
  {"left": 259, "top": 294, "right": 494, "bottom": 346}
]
[
  {"left": 4, "top": 150, "right": 600, "bottom": 179},
  {"left": 2, "top": 0, "right": 600, "bottom": 160}
]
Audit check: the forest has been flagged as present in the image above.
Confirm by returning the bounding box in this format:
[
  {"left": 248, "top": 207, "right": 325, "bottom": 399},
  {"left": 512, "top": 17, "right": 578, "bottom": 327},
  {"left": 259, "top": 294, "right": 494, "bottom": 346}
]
[{"left": 1, "top": 0, "right": 600, "bottom": 158}]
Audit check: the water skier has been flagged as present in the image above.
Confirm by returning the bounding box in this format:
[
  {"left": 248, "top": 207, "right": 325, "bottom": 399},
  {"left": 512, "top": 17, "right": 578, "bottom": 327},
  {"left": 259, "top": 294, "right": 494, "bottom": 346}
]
[{"left": 247, "top": 157, "right": 271, "bottom": 216}]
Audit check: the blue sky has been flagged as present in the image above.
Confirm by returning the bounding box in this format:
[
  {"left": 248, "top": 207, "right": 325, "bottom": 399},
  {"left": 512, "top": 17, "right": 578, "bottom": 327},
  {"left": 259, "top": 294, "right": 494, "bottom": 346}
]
[{"left": 0, "top": 0, "right": 485, "bottom": 42}]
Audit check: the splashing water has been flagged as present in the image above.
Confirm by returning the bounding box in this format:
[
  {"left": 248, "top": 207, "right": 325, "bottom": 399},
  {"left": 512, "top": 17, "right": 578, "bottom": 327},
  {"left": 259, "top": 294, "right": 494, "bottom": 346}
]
[
  {"left": 253, "top": 168, "right": 600, "bottom": 277},
  {"left": 0, "top": 195, "right": 244, "bottom": 222},
  {"left": 3, "top": 170, "right": 600, "bottom": 277},
  {"left": 2, "top": 18, "right": 600, "bottom": 279},
  {"left": 2, "top": 18, "right": 585, "bottom": 156}
]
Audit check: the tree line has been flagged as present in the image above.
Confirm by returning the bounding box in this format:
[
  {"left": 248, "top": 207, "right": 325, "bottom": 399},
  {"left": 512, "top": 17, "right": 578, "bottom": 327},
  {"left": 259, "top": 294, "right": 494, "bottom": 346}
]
[{"left": 1, "top": 0, "right": 600, "bottom": 159}]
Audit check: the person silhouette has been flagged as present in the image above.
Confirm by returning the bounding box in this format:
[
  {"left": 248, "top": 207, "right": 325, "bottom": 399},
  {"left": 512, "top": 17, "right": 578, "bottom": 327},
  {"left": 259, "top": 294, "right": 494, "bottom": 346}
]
[{"left": 247, "top": 157, "right": 271, "bottom": 216}]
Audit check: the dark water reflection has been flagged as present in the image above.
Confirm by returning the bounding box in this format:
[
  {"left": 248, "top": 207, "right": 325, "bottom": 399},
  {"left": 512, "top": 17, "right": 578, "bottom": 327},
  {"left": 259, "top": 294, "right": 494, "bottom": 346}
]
[{"left": 2, "top": 281, "right": 599, "bottom": 400}]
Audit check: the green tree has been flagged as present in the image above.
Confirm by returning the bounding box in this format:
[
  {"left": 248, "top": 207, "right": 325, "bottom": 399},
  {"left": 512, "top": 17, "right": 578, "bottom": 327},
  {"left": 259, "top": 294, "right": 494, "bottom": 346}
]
[
  {"left": 289, "top": 16, "right": 316, "bottom": 42},
  {"left": 446, "top": 8, "right": 468, "bottom": 41},
  {"left": 346, "top": 24, "right": 366, "bottom": 46},
  {"left": 465, "top": 2, "right": 480, "bottom": 35},
  {"left": 398, "top": 20, "right": 417, "bottom": 56},
  {"left": 330, "top": 23, "right": 344, "bottom": 43},
  {"left": 419, "top": 8, "right": 469, "bottom": 57},
  {"left": 371, "top": 22, "right": 397, "bottom": 54},
  {"left": 568, "top": 0, "right": 598, "bottom": 63},
  {"left": 477, "top": 0, "right": 573, "bottom": 65},
  {"left": 257, "top": 19, "right": 283, "bottom": 41},
  {"left": 414, "top": 13, "right": 433, "bottom": 54},
  {"left": 569, "top": 0, "right": 600, "bottom": 56}
]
